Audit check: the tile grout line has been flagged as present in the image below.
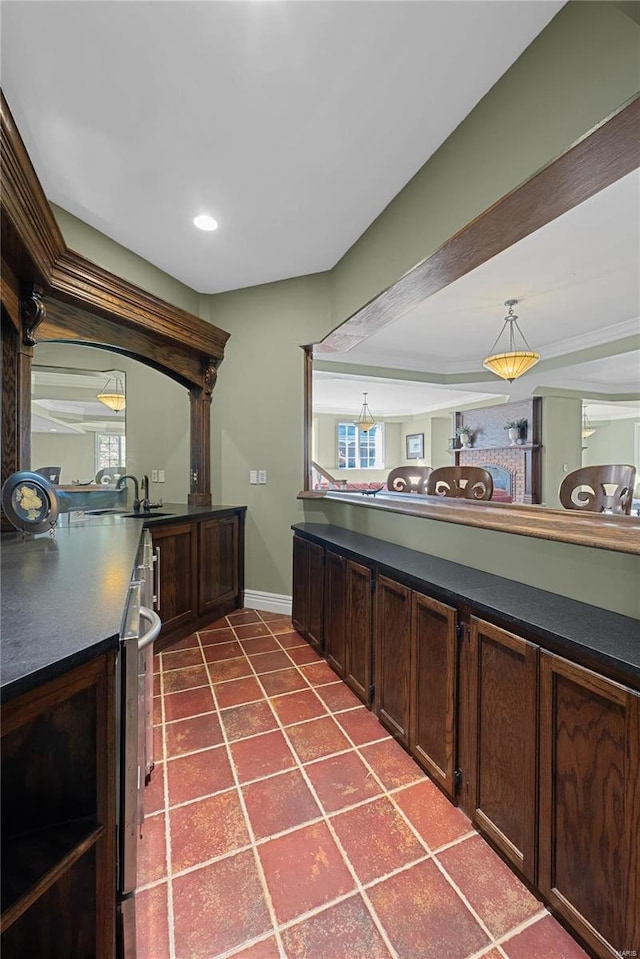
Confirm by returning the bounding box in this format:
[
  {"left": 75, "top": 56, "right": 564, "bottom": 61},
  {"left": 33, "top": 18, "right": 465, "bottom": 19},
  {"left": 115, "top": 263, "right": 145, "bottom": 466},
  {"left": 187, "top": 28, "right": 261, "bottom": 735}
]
[
  {"left": 156, "top": 614, "right": 551, "bottom": 959},
  {"left": 198, "top": 622, "right": 288, "bottom": 959},
  {"left": 238, "top": 626, "right": 404, "bottom": 959}
]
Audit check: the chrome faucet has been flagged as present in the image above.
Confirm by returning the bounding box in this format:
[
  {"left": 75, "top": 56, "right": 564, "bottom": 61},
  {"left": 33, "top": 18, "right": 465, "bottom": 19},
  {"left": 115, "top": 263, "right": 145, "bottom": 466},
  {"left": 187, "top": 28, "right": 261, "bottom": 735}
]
[
  {"left": 116, "top": 474, "right": 140, "bottom": 512},
  {"left": 141, "top": 474, "right": 151, "bottom": 512}
]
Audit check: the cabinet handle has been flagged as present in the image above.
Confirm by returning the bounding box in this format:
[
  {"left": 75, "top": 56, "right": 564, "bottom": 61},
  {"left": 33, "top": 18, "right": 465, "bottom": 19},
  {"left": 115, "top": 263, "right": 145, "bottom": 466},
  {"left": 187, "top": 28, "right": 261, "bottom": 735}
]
[{"left": 153, "top": 546, "right": 161, "bottom": 611}]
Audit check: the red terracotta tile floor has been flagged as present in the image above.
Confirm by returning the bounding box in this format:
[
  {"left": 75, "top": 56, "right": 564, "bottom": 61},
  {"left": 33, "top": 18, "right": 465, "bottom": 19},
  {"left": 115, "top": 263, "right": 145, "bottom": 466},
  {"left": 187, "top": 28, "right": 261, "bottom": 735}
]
[{"left": 137, "top": 609, "right": 590, "bottom": 959}]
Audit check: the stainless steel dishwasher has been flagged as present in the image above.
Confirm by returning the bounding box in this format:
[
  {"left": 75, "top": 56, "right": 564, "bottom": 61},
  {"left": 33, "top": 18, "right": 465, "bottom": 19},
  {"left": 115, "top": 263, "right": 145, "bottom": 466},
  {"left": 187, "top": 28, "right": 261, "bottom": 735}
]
[{"left": 117, "top": 529, "right": 162, "bottom": 959}]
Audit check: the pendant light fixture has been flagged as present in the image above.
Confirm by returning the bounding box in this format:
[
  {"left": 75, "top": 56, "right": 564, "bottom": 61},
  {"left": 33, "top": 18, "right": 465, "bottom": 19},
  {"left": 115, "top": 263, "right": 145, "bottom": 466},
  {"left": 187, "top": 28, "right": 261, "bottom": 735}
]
[
  {"left": 97, "top": 372, "right": 126, "bottom": 412},
  {"left": 582, "top": 406, "right": 596, "bottom": 439},
  {"left": 355, "top": 392, "right": 376, "bottom": 433},
  {"left": 482, "top": 299, "right": 540, "bottom": 382}
]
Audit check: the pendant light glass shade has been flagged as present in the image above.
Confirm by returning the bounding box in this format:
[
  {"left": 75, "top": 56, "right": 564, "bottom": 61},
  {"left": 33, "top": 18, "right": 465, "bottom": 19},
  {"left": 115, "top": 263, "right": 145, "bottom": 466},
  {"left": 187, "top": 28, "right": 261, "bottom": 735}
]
[
  {"left": 97, "top": 373, "right": 126, "bottom": 412},
  {"left": 355, "top": 392, "right": 376, "bottom": 433},
  {"left": 483, "top": 300, "right": 540, "bottom": 382},
  {"left": 582, "top": 407, "right": 596, "bottom": 439}
]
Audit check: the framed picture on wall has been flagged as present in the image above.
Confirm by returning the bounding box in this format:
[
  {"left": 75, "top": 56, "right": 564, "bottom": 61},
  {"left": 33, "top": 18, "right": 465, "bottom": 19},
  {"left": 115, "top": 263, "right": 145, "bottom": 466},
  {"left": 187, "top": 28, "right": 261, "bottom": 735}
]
[{"left": 406, "top": 433, "right": 424, "bottom": 459}]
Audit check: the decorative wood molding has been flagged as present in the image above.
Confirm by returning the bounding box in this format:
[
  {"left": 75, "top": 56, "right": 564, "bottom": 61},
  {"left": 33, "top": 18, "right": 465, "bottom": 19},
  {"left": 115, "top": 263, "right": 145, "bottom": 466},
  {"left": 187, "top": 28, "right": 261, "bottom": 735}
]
[
  {"left": 1, "top": 86, "right": 230, "bottom": 387},
  {"left": 0, "top": 93, "right": 65, "bottom": 286},
  {"left": 47, "top": 250, "right": 229, "bottom": 373},
  {"left": 1, "top": 88, "right": 231, "bottom": 505},
  {"left": 317, "top": 96, "right": 640, "bottom": 355},
  {"left": 21, "top": 285, "right": 46, "bottom": 346}
]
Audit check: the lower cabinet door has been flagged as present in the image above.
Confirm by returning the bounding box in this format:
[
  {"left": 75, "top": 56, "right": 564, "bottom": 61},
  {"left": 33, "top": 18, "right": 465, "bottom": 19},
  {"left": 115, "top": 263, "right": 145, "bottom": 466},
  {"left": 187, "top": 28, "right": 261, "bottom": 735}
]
[
  {"left": 152, "top": 522, "right": 198, "bottom": 631},
  {"left": 345, "top": 560, "right": 373, "bottom": 705},
  {"left": 410, "top": 592, "right": 458, "bottom": 798},
  {"left": 198, "top": 515, "right": 239, "bottom": 615},
  {"left": 291, "top": 536, "right": 324, "bottom": 651},
  {"left": 375, "top": 576, "right": 411, "bottom": 745},
  {"left": 539, "top": 653, "right": 640, "bottom": 959},
  {"left": 469, "top": 617, "right": 538, "bottom": 883},
  {"left": 306, "top": 541, "right": 325, "bottom": 653},
  {"left": 324, "top": 551, "right": 347, "bottom": 678}
]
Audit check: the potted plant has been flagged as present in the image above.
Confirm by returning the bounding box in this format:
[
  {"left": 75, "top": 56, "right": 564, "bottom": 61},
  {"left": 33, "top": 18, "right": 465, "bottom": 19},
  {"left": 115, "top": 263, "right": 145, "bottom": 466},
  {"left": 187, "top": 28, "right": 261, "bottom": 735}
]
[
  {"left": 456, "top": 425, "right": 473, "bottom": 448},
  {"left": 505, "top": 418, "right": 527, "bottom": 446}
]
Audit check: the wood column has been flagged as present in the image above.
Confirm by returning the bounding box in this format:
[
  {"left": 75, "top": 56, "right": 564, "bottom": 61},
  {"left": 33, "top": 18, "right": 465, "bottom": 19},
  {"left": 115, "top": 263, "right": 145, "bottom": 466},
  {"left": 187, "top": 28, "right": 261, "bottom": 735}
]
[{"left": 188, "top": 361, "right": 216, "bottom": 506}]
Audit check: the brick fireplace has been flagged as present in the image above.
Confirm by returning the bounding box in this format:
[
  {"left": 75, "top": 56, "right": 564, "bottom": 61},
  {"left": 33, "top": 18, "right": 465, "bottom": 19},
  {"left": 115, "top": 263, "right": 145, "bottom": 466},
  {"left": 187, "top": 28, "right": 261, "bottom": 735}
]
[
  {"left": 458, "top": 450, "right": 523, "bottom": 502},
  {"left": 454, "top": 398, "right": 542, "bottom": 504}
]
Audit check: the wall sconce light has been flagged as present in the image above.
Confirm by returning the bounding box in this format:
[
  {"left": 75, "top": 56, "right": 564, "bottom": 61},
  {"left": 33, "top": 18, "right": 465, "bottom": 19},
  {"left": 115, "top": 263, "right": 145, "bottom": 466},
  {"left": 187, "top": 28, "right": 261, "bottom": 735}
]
[
  {"left": 483, "top": 299, "right": 540, "bottom": 382},
  {"left": 97, "top": 372, "right": 126, "bottom": 412},
  {"left": 355, "top": 392, "right": 376, "bottom": 433}
]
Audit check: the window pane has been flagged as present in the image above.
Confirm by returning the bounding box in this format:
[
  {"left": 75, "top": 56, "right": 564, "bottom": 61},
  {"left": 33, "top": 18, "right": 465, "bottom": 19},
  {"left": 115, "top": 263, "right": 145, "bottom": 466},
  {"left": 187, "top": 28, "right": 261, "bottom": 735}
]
[{"left": 96, "top": 434, "right": 125, "bottom": 471}]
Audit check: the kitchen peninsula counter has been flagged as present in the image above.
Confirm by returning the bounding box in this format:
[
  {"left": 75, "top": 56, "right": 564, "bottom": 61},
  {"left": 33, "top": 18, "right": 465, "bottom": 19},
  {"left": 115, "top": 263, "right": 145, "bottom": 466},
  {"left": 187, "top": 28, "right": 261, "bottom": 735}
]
[{"left": 1, "top": 503, "right": 247, "bottom": 703}]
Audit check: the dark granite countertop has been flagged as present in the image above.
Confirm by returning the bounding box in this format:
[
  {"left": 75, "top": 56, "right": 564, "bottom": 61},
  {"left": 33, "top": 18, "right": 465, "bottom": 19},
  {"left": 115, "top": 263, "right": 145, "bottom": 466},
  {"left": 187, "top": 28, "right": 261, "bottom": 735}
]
[
  {"left": 1, "top": 522, "right": 141, "bottom": 703},
  {"left": 1, "top": 503, "right": 247, "bottom": 704},
  {"left": 293, "top": 523, "right": 640, "bottom": 688}
]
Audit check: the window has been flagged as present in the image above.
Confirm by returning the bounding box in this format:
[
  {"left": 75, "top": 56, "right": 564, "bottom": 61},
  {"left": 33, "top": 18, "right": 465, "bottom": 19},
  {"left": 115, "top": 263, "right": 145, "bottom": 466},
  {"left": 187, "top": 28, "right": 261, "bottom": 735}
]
[
  {"left": 96, "top": 433, "right": 126, "bottom": 471},
  {"left": 337, "top": 423, "right": 383, "bottom": 469}
]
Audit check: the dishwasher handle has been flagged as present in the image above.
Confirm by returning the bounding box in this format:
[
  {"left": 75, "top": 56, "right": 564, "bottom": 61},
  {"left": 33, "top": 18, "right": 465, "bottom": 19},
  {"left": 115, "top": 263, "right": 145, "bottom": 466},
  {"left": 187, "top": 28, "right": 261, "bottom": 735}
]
[{"left": 138, "top": 606, "right": 162, "bottom": 651}]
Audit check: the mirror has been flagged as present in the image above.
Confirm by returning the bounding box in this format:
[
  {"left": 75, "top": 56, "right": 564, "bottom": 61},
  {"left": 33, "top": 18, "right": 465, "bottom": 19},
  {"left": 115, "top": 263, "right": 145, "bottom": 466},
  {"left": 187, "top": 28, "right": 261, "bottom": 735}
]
[
  {"left": 31, "top": 365, "right": 126, "bottom": 487},
  {"left": 31, "top": 342, "right": 191, "bottom": 504},
  {"left": 310, "top": 166, "right": 640, "bottom": 509}
]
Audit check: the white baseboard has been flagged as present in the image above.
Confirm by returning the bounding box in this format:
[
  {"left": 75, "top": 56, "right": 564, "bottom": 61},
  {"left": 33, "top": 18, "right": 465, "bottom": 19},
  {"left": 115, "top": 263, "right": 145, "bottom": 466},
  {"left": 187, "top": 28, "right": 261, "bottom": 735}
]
[{"left": 243, "top": 589, "right": 292, "bottom": 616}]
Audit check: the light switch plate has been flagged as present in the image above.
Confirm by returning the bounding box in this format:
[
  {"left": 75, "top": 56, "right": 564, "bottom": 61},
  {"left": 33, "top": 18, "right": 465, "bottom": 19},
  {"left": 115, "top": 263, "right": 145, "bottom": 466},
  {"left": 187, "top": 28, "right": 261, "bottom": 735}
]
[
  {"left": 258, "top": 469, "right": 267, "bottom": 484},
  {"left": 249, "top": 470, "right": 258, "bottom": 484},
  {"left": 158, "top": 470, "right": 165, "bottom": 482},
  {"left": 151, "top": 470, "right": 159, "bottom": 482}
]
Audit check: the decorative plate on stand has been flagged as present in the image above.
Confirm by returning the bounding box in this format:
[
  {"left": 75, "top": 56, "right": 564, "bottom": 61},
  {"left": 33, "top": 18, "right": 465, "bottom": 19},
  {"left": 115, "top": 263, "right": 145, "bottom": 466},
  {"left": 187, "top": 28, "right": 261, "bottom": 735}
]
[{"left": 1, "top": 471, "right": 59, "bottom": 534}]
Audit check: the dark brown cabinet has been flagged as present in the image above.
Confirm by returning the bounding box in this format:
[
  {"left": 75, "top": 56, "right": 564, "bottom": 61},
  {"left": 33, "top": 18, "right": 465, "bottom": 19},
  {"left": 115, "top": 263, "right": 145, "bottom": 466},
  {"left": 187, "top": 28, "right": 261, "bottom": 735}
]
[
  {"left": 539, "top": 653, "right": 640, "bottom": 959},
  {"left": 324, "top": 551, "right": 373, "bottom": 704},
  {"left": 469, "top": 617, "right": 539, "bottom": 883},
  {"left": 324, "top": 551, "right": 347, "bottom": 676},
  {"left": 344, "top": 559, "right": 373, "bottom": 704},
  {"left": 151, "top": 521, "right": 198, "bottom": 632},
  {"left": 291, "top": 527, "right": 640, "bottom": 959},
  {"left": 375, "top": 576, "right": 412, "bottom": 746},
  {"left": 151, "top": 510, "right": 245, "bottom": 648},
  {"left": 410, "top": 593, "right": 458, "bottom": 799},
  {"left": 199, "top": 514, "right": 239, "bottom": 615},
  {"left": 1, "top": 654, "right": 116, "bottom": 959},
  {"left": 292, "top": 536, "right": 324, "bottom": 652}
]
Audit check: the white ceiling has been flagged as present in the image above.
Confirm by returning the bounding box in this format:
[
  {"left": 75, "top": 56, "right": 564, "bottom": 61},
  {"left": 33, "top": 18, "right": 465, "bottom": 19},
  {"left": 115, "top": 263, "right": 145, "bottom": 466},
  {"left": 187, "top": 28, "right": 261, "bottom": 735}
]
[
  {"left": 0, "top": 0, "right": 563, "bottom": 294},
  {"left": 315, "top": 169, "right": 640, "bottom": 413}
]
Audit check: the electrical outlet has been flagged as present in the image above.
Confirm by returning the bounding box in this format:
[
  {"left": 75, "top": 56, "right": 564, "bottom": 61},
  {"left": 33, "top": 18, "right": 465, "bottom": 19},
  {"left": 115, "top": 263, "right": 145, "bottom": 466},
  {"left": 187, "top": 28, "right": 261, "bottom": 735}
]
[
  {"left": 249, "top": 470, "right": 258, "bottom": 484},
  {"left": 151, "top": 469, "right": 159, "bottom": 482},
  {"left": 158, "top": 470, "right": 165, "bottom": 483},
  {"left": 258, "top": 469, "right": 267, "bottom": 484}
]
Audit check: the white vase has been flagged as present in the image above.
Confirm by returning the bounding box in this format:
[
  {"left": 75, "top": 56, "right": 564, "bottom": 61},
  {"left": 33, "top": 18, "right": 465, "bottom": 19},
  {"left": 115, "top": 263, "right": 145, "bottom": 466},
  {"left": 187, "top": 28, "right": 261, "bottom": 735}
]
[
  {"left": 460, "top": 434, "right": 472, "bottom": 448},
  {"left": 508, "top": 428, "right": 520, "bottom": 446}
]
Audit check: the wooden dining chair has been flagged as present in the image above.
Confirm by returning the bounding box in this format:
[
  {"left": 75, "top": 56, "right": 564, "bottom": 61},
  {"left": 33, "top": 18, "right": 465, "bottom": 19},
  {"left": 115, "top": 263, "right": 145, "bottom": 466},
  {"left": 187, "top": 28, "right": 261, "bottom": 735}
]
[
  {"left": 387, "top": 466, "right": 432, "bottom": 494},
  {"left": 426, "top": 466, "right": 494, "bottom": 500},
  {"left": 559, "top": 464, "right": 636, "bottom": 515}
]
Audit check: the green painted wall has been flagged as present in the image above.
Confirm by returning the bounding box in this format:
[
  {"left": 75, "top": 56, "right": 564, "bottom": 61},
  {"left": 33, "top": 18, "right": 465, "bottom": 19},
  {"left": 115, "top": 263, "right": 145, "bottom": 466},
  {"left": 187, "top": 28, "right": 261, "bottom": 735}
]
[
  {"left": 583, "top": 418, "right": 640, "bottom": 472},
  {"left": 330, "top": 1, "right": 640, "bottom": 327},
  {"left": 51, "top": 204, "right": 201, "bottom": 316},
  {"left": 541, "top": 397, "right": 583, "bottom": 507},
  {"left": 42, "top": 2, "right": 640, "bottom": 616}
]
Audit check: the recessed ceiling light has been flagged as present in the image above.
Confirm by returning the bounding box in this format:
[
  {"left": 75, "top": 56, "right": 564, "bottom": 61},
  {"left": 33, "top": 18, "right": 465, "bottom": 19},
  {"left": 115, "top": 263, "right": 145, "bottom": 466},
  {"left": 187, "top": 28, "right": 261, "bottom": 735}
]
[
  {"left": 193, "top": 214, "right": 218, "bottom": 232},
  {"left": 50, "top": 428, "right": 57, "bottom": 432}
]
